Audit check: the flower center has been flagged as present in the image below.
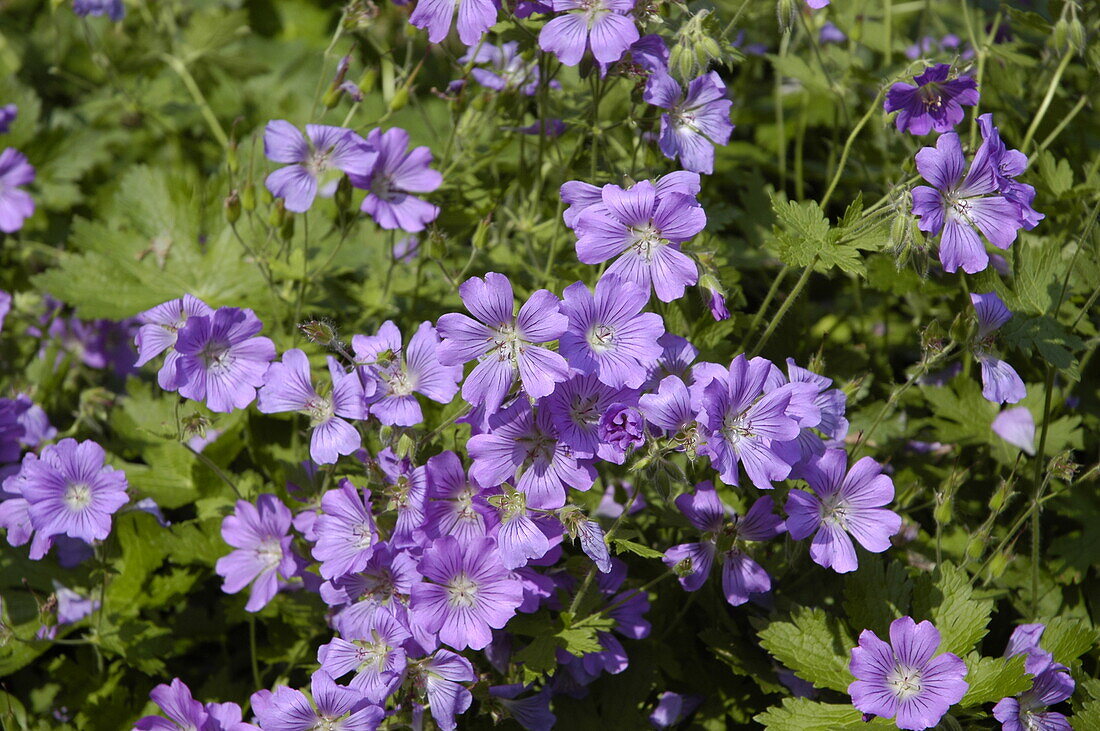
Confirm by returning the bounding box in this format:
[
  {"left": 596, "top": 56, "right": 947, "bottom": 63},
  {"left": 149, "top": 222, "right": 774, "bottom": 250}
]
[
  {"left": 198, "top": 339, "right": 232, "bottom": 371},
  {"left": 306, "top": 395, "right": 334, "bottom": 426},
  {"left": 886, "top": 664, "right": 924, "bottom": 701},
  {"left": 721, "top": 411, "right": 753, "bottom": 445},
  {"left": 352, "top": 521, "right": 374, "bottom": 550},
  {"left": 256, "top": 538, "right": 283, "bottom": 569},
  {"left": 63, "top": 483, "right": 93, "bottom": 512},
  {"left": 628, "top": 223, "right": 664, "bottom": 261},
  {"left": 307, "top": 146, "right": 334, "bottom": 177},
  {"left": 570, "top": 395, "right": 600, "bottom": 426},
  {"left": 819, "top": 494, "right": 849, "bottom": 528},
  {"left": 446, "top": 572, "right": 479, "bottom": 608},
  {"left": 355, "top": 634, "right": 393, "bottom": 672},
  {"left": 386, "top": 367, "right": 416, "bottom": 397},
  {"left": 490, "top": 322, "right": 524, "bottom": 365},
  {"left": 586, "top": 324, "right": 615, "bottom": 353},
  {"left": 372, "top": 173, "right": 395, "bottom": 201},
  {"left": 918, "top": 82, "right": 943, "bottom": 110}
]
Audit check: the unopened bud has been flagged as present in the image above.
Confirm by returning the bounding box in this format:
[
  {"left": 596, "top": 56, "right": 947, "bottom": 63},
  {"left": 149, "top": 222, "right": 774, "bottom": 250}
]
[
  {"left": 224, "top": 190, "right": 241, "bottom": 224},
  {"left": 379, "top": 425, "right": 394, "bottom": 443},
  {"left": 280, "top": 216, "right": 295, "bottom": 242},
  {"left": 396, "top": 433, "right": 415, "bottom": 459},
  {"left": 776, "top": 0, "right": 797, "bottom": 34},
  {"left": 933, "top": 493, "right": 952, "bottom": 525},
  {"left": 986, "top": 550, "right": 1011, "bottom": 580},
  {"left": 240, "top": 183, "right": 255, "bottom": 211},
  {"left": 298, "top": 319, "right": 339, "bottom": 347},
  {"left": 388, "top": 86, "right": 409, "bottom": 112},
  {"left": 471, "top": 216, "right": 492, "bottom": 250},
  {"left": 359, "top": 68, "right": 377, "bottom": 95},
  {"left": 920, "top": 320, "right": 946, "bottom": 358},
  {"left": 323, "top": 87, "right": 343, "bottom": 109},
  {"left": 270, "top": 198, "right": 287, "bottom": 227},
  {"left": 227, "top": 141, "right": 240, "bottom": 175}
]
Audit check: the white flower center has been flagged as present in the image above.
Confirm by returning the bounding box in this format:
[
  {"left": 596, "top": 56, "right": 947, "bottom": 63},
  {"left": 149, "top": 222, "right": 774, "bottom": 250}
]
[
  {"left": 570, "top": 395, "right": 600, "bottom": 426},
  {"left": 819, "top": 494, "right": 850, "bottom": 528},
  {"left": 446, "top": 572, "right": 479, "bottom": 608},
  {"left": 256, "top": 538, "right": 283, "bottom": 569},
  {"left": 352, "top": 521, "right": 374, "bottom": 550},
  {"left": 306, "top": 395, "right": 334, "bottom": 426},
  {"left": 886, "top": 664, "right": 923, "bottom": 701},
  {"left": 586, "top": 324, "right": 615, "bottom": 353},
  {"left": 721, "top": 411, "right": 753, "bottom": 446},
  {"left": 628, "top": 223, "right": 664, "bottom": 261},
  {"left": 63, "top": 483, "right": 93, "bottom": 512},
  {"left": 198, "top": 340, "right": 232, "bottom": 371}
]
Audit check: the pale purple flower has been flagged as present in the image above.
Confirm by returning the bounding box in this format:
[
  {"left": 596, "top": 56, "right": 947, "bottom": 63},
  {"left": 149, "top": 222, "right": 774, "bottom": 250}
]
[
  {"left": 468, "top": 399, "right": 595, "bottom": 509},
  {"left": 978, "top": 113, "right": 1043, "bottom": 229},
  {"left": 644, "top": 332, "right": 699, "bottom": 388},
  {"left": 849, "top": 617, "right": 969, "bottom": 731},
  {"left": 785, "top": 449, "right": 901, "bottom": 573},
  {"left": 436, "top": 272, "right": 569, "bottom": 415},
  {"left": 134, "top": 679, "right": 211, "bottom": 731},
  {"left": 349, "top": 128, "right": 441, "bottom": 232},
  {"left": 376, "top": 449, "right": 429, "bottom": 549},
  {"left": 73, "top": 0, "right": 124, "bottom": 20},
  {"left": 538, "top": 0, "right": 639, "bottom": 67},
  {"left": 215, "top": 495, "right": 298, "bottom": 612},
  {"left": 806, "top": 0, "right": 830, "bottom": 7},
  {"left": 424, "top": 450, "right": 496, "bottom": 543},
  {"left": 264, "top": 121, "right": 375, "bottom": 213},
  {"left": 885, "top": 64, "right": 978, "bottom": 136},
  {"left": 489, "top": 685, "right": 556, "bottom": 731},
  {"left": 37, "top": 581, "right": 99, "bottom": 639},
  {"left": 599, "top": 33, "right": 669, "bottom": 77},
  {"left": 352, "top": 320, "right": 461, "bottom": 427},
  {"left": 561, "top": 171, "right": 700, "bottom": 230},
  {"left": 18, "top": 439, "right": 128, "bottom": 544},
  {"left": 134, "top": 295, "right": 214, "bottom": 391},
  {"left": 596, "top": 403, "right": 645, "bottom": 463},
  {"left": 559, "top": 274, "right": 665, "bottom": 388},
  {"left": 993, "top": 624, "right": 1075, "bottom": 731},
  {"left": 408, "top": 650, "right": 477, "bottom": 731},
  {"left": 322, "top": 544, "right": 419, "bottom": 639},
  {"left": 695, "top": 355, "right": 817, "bottom": 488},
  {"left": 992, "top": 407, "right": 1035, "bottom": 455},
  {"left": 312, "top": 479, "right": 378, "bottom": 580},
  {"left": 820, "top": 21, "right": 846, "bottom": 44},
  {"left": 409, "top": 0, "right": 499, "bottom": 46},
  {"left": 970, "top": 292, "right": 1025, "bottom": 404},
  {"left": 0, "top": 147, "right": 35, "bottom": 233},
  {"left": 410, "top": 535, "right": 523, "bottom": 650},
  {"left": 490, "top": 487, "right": 554, "bottom": 569},
  {"left": 174, "top": 306, "right": 276, "bottom": 413},
  {"left": 0, "top": 456, "right": 54, "bottom": 559},
  {"left": 251, "top": 670, "right": 384, "bottom": 731},
  {"left": 573, "top": 181, "right": 706, "bottom": 301},
  {"left": 644, "top": 71, "right": 734, "bottom": 175},
  {"left": 258, "top": 349, "right": 368, "bottom": 464},
  {"left": 0, "top": 289, "right": 10, "bottom": 333},
  {"left": 542, "top": 373, "right": 637, "bottom": 459},
  {"left": 318, "top": 611, "right": 410, "bottom": 704},
  {"left": 911, "top": 132, "right": 1026, "bottom": 274},
  {"left": 461, "top": 42, "right": 554, "bottom": 96},
  {"left": 563, "top": 512, "right": 612, "bottom": 573}
]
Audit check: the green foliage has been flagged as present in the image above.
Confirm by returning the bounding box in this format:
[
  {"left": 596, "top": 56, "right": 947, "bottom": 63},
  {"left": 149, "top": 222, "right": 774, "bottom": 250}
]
[
  {"left": 911, "top": 563, "right": 994, "bottom": 657},
  {"left": 958, "top": 653, "right": 1031, "bottom": 707},
  {"left": 757, "top": 607, "right": 854, "bottom": 693}
]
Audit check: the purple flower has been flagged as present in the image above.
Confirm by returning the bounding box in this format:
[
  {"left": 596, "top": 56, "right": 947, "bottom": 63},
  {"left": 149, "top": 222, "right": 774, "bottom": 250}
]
[
  {"left": 884, "top": 64, "right": 979, "bottom": 135},
  {"left": 461, "top": 42, "right": 555, "bottom": 96},
  {"left": 72, "top": 0, "right": 124, "bottom": 20},
  {"left": 18, "top": 439, "right": 128, "bottom": 544},
  {"left": 0, "top": 457, "right": 55, "bottom": 559},
  {"left": 410, "top": 535, "right": 523, "bottom": 650},
  {"left": 785, "top": 449, "right": 902, "bottom": 573},
  {"left": 911, "top": 132, "right": 1025, "bottom": 274},
  {"left": 649, "top": 691, "right": 703, "bottom": 728},
  {"left": 819, "top": 21, "right": 847, "bottom": 44},
  {"left": 564, "top": 512, "right": 612, "bottom": 573},
  {"left": 263, "top": 121, "right": 375, "bottom": 213},
  {"left": 993, "top": 624, "right": 1075, "bottom": 731},
  {"left": 377, "top": 450, "right": 429, "bottom": 548},
  {"left": 174, "top": 306, "right": 276, "bottom": 413},
  {"left": 906, "top": 34, "right": 973, "bottom": 61},
  {"left": 0, "top": 105, "right": 16, "bottom": 134},
  {"left": 542, "top": 373, "right": 637, "bottom": 460},
  {"left": 848, "top": 617, "right": 969, "bottom": 731},
  {"left": 559, "top": 274, "right": 665, "bottom": 388},
  {"left": 0, "top": 148, "right": 35, "bottom": 233},
  {"left": 489, "top": 685, "right": 556, "bottom": 731},
  {"left": 424, "top": 450, "right": 496, "bottom": 543},
  {"left": 468, "top": 399, "right": 595, "bottom": 509},
  {"left": 695, "top": 355, "right": 817, "bottom": 488},
  {"left": 215, "top": 495, "right": 298, "bottom": 612},
  {"left": 490, "top": 487, "right": 554, "bottom": 569},
  {"left": 970, "top": 292, "right": 1025, "bottom": 404},
  {"left": 409, "top": 0, "right": 499, "bottom": 46},
  {"left": 573, "top": 180, "right": 706, "bottom": 302},
  {"left": 644, "top": 71, "right": 734, "bottom": 175},
  {"left": 408, "top": 650, "right": 477, "bottom": 731},
  {"left": 134, "top": 679, "right": 211, "bottom": 731},
  {"left": 562, "top": 171, "right": 700, "bottom": 230},
  {"left": 251, "top": 670, "right": 384, "bottom": 731},
  {"left": 992, "top": 407, "right": 1035, "bottom": 455},
  {"left": 349, "top": 128, "right": 441, "bottom": 232},
  {"left": 436, "top": 272, "right": 569, "bottom": 414},
  {"left": 978, "top": 114, "right": 1043, "bottom": 230},
  {"left": 352, "top": 321, "right": 461, "bottom": 426},
  {"left": 0, "top": 289, "right": 10, "bottom": 333},
  {"left": 640, "top": 375, "right": 696, "bottom": 444},
  {"left": 538, "top": 0, "right": 639, "bottom": 67},
  {"left": 312, "top": 479, "right": 378, "bottom": 580},
  {"left": 321, "top": 545, "right": 418, "bottom": 639},
  {"left": 597, "top": 403, "right": 645, "bottom": 462},
  {"left": 0, "top": 396, "right": 26, "bottom": 464},
  {"left": 38, "top": 581, "right": 99, "bottom": 638},
  {"left": 600, "top": 34, "right": 669, "bottom": 77},
  {"left": 134, "top": 295, "right": 214, "bottom": 391},
  {"left": 258, "top": 349, "right": 368, "bottom": 464},
  {"left": 318, "top": 610, "right": 410, "bottom": 703}
]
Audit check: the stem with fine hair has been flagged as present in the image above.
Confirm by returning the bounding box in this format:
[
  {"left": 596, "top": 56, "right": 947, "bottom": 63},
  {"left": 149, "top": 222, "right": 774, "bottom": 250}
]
[
  {"left": 820, "top": 89, "right": 885, "bottom": 209},
  {"left": 748, "top": 257, "right": 817, "bottom": 358}
]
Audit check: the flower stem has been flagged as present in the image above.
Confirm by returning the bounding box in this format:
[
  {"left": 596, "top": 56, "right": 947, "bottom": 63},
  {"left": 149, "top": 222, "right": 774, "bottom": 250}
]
[
  {"left": 748, "top": 257, "right": 817, "bottom": 358},
  {"left": 820, "top": 89, "right": 885, "bottom": 209},
  {"left": 1021, "top": 50, "right": 1074, "bottom": 154}
]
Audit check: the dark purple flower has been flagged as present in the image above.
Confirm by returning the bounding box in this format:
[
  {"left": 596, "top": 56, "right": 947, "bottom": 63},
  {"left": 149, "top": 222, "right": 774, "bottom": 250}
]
[
  {"left": 559, "top": 274, "right": 665, "bottom": 388},
  {"left": 597, "top": 403, "right": 645, "bottom": 462},
  {"left": 134, "top": 295, "right": 214, "bottom": 391},
  {"left": 992, "top": 407, "right": 1035, "bottom": 455},
  {"left": 644, "top": 71, "right": 734, "bottom": 175},
  {"left": 640, "top": 375, "right": 697, "bottom": 443},
  {"left": 600, "top": 34, "right": 669, "bottom": 77},
  {"left": 18, "top": 439, "right": 128, "bottom": 545},
  {"left": 0, "top": 147, "right": 35, "bottom": 233},
  {"left": 884, "top": 64, "right": 979, "bottom": 135},
  {"left": 970, "top": 292, "right": 1025, "bottom": 404},
  {"left": 258, "top": 349, "right": 368, "bottom": 464},
  {"left": 409, "top": 0, "right": 499, "bottom": 46},
  {"left": 72, "top": 0, "right": 124, "bottom": 20},
  {"left": 0, "top": 289, "right": 10, "bottom": 333},
  {"left": 0, "top": 105, "right": 15, "bottom": 135},
  {"left": 251, "top": 670, "right": 384, "bottom": 731},
  {"left": 911, "top": 132, "right": 1025, "bottom": 274},
  {"left": 215, "top": 495, "right": 298, "bottom": 612},
  {"left": 993, "top": 624, "right": 1075, "bottom": 731},
  {"left": 352, "top": 320, "right": 461, "bottom": 426},
  {"left": 174, "top": 306, "right": 276, "bottom": 413},
  {"left": 408, "top": 650, "right": 476, "bottom": 731},
  {"left": 538, "top": 0, "right": 639, "bottom": 67},
  {"left": 468, "top": 399, "right": 595, "bottom": 509},
  {"left": 437, "top": 272, "right": 569, "bottom": 415},
  {"left": 542, "top": 373, "right": 637, "bottom": 460},
  {"left": 264, "top": 121, "right": 375, "bottom": 213},
  {"left": 0, "top": 397, "right": 26, "bottom": 464},
  {"left": 820, "top": 21, "right": 846, "bottom": 44},
  {"left": 978, "top": 114, "right": 1043, "bottom": 230},
  {"left": 649, "top": 691, "right": 703, "bottom": 728},
  {"left": 489, "top": 685, "right": 555, "bottom": 731},
  {"left": 349, "top": 128, "right": 441, "bottom": 232},
  {"left": 321, "top": 544, "right": 418, "bottom": 639},
  {"left": 849, "top": 617, "right": 969, "bottom": 730},
  {"left": 573, "top": 180, "right": 705, "bottom": 302},
  {"left": 785, "top": 449, "right": 901, "bottom": 573}
]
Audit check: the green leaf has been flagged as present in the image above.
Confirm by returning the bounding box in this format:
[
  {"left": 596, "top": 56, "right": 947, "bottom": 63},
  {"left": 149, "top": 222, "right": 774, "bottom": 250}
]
[
  {"left": 1036, "top": 151, "right": 1073, "bottom": 197},
  {"left": 843, "top": 554, "right": 912, "bottom": 638},
  {"left": 911, "top": 562, "right": 993, "bottom": 657},
  {"left": 757, "top": 607, "right": 854, "bottom": 693},
  {"left": 1008, "top": 239, "right": 1063, "bottom": 315},
  {"left": 612, "top": 538, "right": 665, "bottom": 559},
  {"left": 959, "top": 653, "right": 1031, "bottom": 707},
  {"left": 1039, "top": 616, "right": 1100, "bottom": 664},
  {"left": 1071, "top": 701, "right": 1100, "bottom": 730},
  {"left": 917, "top": 380, "right": 998, "bottom": 445},
  {"left": 108, "top": 512, "right": 168, "bottom": 612},
  {"left": 1000, "top": 315, "right": 1083, "bottom": 381},
  {"left": 755, "top": 698, "right": 892, "bottom": 730},
  {"left": 770, "top": 196, "right": 868, "bottom": 275}
]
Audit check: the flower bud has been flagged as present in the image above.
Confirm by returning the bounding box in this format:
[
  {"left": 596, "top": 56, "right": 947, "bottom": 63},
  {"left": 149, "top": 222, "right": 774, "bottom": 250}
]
[
  {"left": 240, "top": 183, "right": 255, "bottom": 211},
  {"left": 358, "top": 69, "right": 377, "bottom": 95},
  {"left": 775, "top": 0, "right": 797, "bottom": 34},
  {"left": 227, "top": 141, "right": 240, "bottom": 175},
  {"left": 933, "top": 492, "right": 952, "bottom": 525},
  {"left": 379, "top": 425, "right": 394, "bottom": 443},
  {"left": 269, "top": 198, "right": 287, "bottom": 227},
  {"left": 299, "top": 319, "right": 339, "bottom": 347},
  {"left": 224, "top": 190, "right": 241, "bottom": 224},
  {"left": 335, "top": 175, "right": 353, "bottom": 211},
  {"left": 388, "top": 86, "right": 409, "bottom": 112},
  {"left": 323, "top": 87, "right": 343, "bottom": 109},
  {"left": 280, "top": 216, "right": 295, "bottom": 242},
  {"left": 396, "top": 433, "right": 415, "bottom": 459}
]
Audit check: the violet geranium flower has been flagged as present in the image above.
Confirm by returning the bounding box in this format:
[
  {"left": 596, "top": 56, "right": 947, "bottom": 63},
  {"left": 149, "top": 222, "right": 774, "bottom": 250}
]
[
  {"left": 573, "top": 180, "right": 706, "bottom": 302},
  {"left": 784, "top": 449, "right": 902, "bottom": 573},
  {"left": 538, "top": 0, "right": 639, "bottom": 67},
  {"left": 19, "top": 439, "right": 129, "bottom": 544},
  {"left": 134, "top": 295, "right": 214, "bottom": 391},
  {"left": 134, "top": 679, "right": 211, "bottom": 731},
  {"left": 409, "top": 535, "right": 523, "bottom": 651},
  {"left": 352, "top": 320, "right": 461, "bottom": 427},
  {"left": 910, "top": 132, "right": 1025, "bottom": 274},
  {"left": 543, "top": 373, "right": 637, "bottom": 461},
  {"left": 258, "top": 349, "right": 368, "bottom": 464},
  {"left": 992, "top": 407, "right": 1035, "bottom": 455},
  {"left": 317, "top": 610, "right": 411, "bottom": 703},
  {"left": 349, "top": 127, "right": 442, "bottom": 233},
  {"left": 978, "top": 114, "right": 1043, "bottom": 230},
  {"left": 884, "top": 64, "right": 979, "bottom": 136},
  {"left": 251, "top": 670, "right": 384, "bottom": 731},
  {"left": 993, "top": 624, "right": 1075, "bottom": 731},
  {"left": 312, "top": 479, "right": 378, "bottom": 580},
  {"left": 409, "top": 0, "right": 499, "bottom": 47},
  {"left": 215, "top": 495, "right": 298, "bottom": 612},
  {"left": 0, "top": 147, "right": 35, "bottom": 234},
  {"left": 264, "top": 121, "right": 375, "bottom": 213},
  {"left": 558, "top": 274, "right": 665, "bottom": 389},
  {"left": 73, "top": 0, "right": 124, "bottom": 20},
  {"left": 174, "top": 306, "right": 276, "bottom": 413},
  {"left": 436, "top": 272, "right": 569, "bottom": 415},
  {"left": 849, "top": 617, "right": 969, "bottom": 731},
  {"left": 970, "top": 292, "right": 1025, "bottom": 404},
  {"left": 643, "top": 71, "right": 734, "bottom": 175},
  {"left": 407, "top": 650, "right": 477, "bottom": 731}
]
